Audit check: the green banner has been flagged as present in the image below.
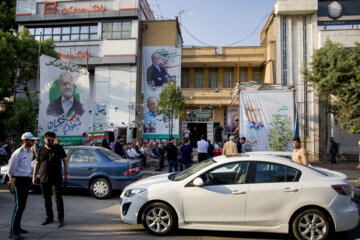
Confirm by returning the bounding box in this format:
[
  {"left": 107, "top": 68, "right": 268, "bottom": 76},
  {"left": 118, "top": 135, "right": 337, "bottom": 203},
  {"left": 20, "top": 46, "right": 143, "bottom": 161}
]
[
  {"left": 41, "top": 135, "right": 82, "bottom": 146},
  {"left": 142, "top": 134, "right": 179, "bottom": 139}
]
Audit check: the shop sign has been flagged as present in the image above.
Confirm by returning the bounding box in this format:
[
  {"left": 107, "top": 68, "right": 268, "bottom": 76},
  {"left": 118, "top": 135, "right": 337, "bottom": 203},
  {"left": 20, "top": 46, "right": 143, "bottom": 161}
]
[
  {"left": 44, "top": 2, "right": 57, "bottom": 15},
  {"left": 186, "top": 108, "right": 213, "bottom": 121},
  {"left": 59, "top": 50, "right": 91, "bottom": 59},
  {"left": 61, "top": 4, "right": 107, "bottom": 16}
]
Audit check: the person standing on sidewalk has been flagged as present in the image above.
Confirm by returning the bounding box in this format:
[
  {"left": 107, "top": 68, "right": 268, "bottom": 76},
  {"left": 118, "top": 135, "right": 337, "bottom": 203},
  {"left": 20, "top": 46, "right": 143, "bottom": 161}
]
[
  {"left": 164, "top": 137, "right": 178, "bottom": 172},
  {"left": 292, "top": 137, "right": 308, "bottom": 166},
  {"left": 222, "top": 135, "right": 238, "bottom": 155},
  {"left": 329, "top": 137, "right": 339, "bottom": 165},
  {"left": 197, "top": 135, "right": 209, "bottom": 162},
  {"left": 7, "top": 132, "right": 37, "bottom": 240},
  {"left": 32, "top": 131, "right": 69, "bottom": 228}
]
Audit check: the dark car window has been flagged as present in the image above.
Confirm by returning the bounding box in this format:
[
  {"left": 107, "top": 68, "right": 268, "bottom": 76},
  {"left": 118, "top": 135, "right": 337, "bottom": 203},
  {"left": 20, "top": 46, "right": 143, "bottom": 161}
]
[
  {"left": 69, "top": 149, "right": 90, "bottom": 163},
  {"left": 89, "top": 152, "right": 100, "bottom": 163},
  {"left": 201, "top": 162, "right": 249, "bottom": 186},
  {"left": 98, "top": 148, "right": 122, "bottom": 161},
  {"left": 254, "top": 162, "right": 300, "bottom": 183}
]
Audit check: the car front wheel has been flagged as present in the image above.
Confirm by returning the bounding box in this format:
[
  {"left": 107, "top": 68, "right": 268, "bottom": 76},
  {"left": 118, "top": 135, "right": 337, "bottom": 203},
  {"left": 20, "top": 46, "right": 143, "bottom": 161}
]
[
  {"left": 90, "top": 178, "right": 112, "bottom": 199},
  {"left": 142, "top": 202, "right": 177, "bottom": 235},
  {"left": 292, "top": 208, "right": 330, "bottom": 240}
]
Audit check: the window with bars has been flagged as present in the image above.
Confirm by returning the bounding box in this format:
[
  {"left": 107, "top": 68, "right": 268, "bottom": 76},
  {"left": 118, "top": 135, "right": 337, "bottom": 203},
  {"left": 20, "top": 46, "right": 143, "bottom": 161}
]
[
  {"left": 208, "top": 68, "right": 218, "bottom": 88},
  {"left": 102, "top": 22, "right": 132, "bottom": 39},
  {"left": 28, "top": 25, "right": 98, "bottom": 42},
  {"left": 223, "top": 68, "right": 233, "bottom": 88},
  {"left": 252, "top": 68, "right": 263, "bottom": 82},
  {"left": 194, "top": 68, "right": 204, "bottom": 88},
  {"left": 181, "top": 68, "right": 190, "bottom": 88},
  {"left": 240, "top": 68, "right": 248, "bottom": 82}
]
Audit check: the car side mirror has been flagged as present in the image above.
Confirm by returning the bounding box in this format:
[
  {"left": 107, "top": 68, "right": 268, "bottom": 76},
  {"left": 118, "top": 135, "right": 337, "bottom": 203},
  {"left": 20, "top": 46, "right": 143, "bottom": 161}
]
[{"left": 193, "top": 177, "right": 204, "bottom": 187}]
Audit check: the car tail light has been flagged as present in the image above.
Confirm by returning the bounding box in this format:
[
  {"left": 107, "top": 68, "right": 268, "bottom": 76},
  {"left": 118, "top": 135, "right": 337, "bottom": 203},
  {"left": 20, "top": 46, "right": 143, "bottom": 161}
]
[{"left": 332, "top": 184, "right": 351, "bottom": 195}]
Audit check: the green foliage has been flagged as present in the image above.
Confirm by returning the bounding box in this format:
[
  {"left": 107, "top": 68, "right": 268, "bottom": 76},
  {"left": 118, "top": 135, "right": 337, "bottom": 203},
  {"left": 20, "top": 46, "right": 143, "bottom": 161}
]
[
  {"left": 157, "top": 82, "right": 186, "bottom": 137},
  {"left": 304, "top": 40, "right": 360, "bottom": 134},
  {"left": 0, "top": 0, "right": 17, "bottom": 32},
  {"left": 0, "top": 28, "right": 58, "bottom": 141},
  {"left": 268, "top": 115, "right": 294, "bottom": 151},
  {"left": 4, "top": 95, "right": 39, "bottom": 147}
]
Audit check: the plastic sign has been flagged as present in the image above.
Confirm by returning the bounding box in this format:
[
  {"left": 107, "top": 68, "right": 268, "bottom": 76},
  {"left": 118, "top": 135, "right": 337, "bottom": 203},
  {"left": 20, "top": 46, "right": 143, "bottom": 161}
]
[
  {"left": 44, "top": 2, "right": 57, "bottom": 15},
  {"left": 61, "top": 4, "right": 106, "bottom": 15},
  {"left": 59, "top": 50, "right": 91, "bottom": 59}
]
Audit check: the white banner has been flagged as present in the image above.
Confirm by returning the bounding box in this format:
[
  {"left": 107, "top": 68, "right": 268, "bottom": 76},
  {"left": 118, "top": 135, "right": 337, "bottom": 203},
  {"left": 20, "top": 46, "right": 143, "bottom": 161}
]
[
  {"left": 239, "top": 91, "right": 295, "bottom": 151},
  {"left": 39, "top": 55, "right": 90, "bottom": 145},
  {"left": 142, "top": 46, "right": 181, "bottom": 139}
]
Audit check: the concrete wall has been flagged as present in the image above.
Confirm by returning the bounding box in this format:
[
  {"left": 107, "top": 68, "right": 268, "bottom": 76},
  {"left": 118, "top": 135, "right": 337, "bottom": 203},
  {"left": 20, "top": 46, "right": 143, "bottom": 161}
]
[{"left": 318, "top": 29, "right": 360, "bottom": 48}]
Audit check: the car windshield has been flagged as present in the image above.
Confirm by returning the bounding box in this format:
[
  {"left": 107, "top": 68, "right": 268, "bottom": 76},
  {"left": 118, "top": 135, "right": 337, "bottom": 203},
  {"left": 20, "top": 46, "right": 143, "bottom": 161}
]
[
  {"left": 169, "top": 159, "right": 216, "bottom": 181},
  {"left": 98, "top": 148, "right": 123, "bottom": 161}
]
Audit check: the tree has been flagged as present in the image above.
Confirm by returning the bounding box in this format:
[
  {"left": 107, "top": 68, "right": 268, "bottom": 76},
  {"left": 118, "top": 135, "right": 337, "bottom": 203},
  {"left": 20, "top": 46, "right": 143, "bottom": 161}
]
[
  {"left": 0, "top": 28, "right": 58, "bottom": 142},
  {"left": 268, "top": 115, "right": 294, "bottom": 151},
  {"left": 304, "top": 40, "right": 360, "bottom": 134},
  {"left": 157, "top": 82, "right": 186, "bottom": 138},
  {"left": 0, "top": 0, "right": 17, "bottom": 32}
]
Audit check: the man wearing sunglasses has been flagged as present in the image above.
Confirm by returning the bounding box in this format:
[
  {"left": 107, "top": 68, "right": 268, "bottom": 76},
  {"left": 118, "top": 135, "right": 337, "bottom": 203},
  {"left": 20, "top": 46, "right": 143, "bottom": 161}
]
[
  {"left": 7, "top": 132, "right": 38, "bottom": 240},
  {"left": 32, "top": 131, "right": 69, "bottom": 228}
]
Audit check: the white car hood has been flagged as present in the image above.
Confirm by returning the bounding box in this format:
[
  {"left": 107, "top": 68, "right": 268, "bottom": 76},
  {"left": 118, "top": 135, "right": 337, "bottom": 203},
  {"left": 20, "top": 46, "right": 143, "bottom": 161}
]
[{"left": 127, "top": 173, "right": 171, "bottom": 189}]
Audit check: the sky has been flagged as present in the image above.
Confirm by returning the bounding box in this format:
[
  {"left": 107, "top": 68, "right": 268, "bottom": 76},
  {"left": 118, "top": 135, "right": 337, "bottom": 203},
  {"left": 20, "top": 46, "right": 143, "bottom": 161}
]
[{"left": 147, "top": 0, "right": 277, "bottom": 47}]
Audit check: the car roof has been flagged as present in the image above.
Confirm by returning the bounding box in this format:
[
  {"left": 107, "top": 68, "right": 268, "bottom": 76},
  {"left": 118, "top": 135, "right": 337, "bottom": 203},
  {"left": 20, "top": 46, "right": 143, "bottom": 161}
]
[
  {"left": 63, "top": 146, "right": 105, "bottom": 150},
  {"left": 247, "top": 151, "right": 292, "bottom": 156},
  {"left": 213, "top": 153, "right": 297, "bottom": 166}
]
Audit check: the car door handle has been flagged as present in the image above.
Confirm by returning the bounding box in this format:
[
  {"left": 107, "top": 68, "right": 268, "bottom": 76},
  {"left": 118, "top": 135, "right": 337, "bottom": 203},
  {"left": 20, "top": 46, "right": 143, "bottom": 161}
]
[
  {"left": 88, "top": 167, "right": 94, "bottom": 170},
  {"left": 283, "top": 187, "right": 299, "bottom": 193},
  {"left": 232, "top": 190, "right": 246, "bottom": 195}
]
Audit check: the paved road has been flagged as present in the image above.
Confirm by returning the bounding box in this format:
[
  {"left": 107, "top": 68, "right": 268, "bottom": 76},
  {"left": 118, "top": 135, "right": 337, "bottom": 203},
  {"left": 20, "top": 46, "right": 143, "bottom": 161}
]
[{"left": 0, "top": 185, "right": 359, "bottom": 240}]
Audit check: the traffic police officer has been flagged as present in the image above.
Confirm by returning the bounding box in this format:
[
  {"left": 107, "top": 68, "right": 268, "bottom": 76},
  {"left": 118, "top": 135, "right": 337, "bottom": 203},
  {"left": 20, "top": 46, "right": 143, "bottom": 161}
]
[{"left": 7, "top": 132, "right": 38, "bottom": 240}]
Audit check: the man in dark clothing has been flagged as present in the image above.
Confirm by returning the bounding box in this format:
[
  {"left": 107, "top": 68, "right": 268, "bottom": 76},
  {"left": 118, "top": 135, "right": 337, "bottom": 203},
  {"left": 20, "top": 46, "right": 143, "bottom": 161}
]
[
  {"left": 236, "top": 136, "right": 242, "bottom": 153},
  {"left": 32, "top": 131, "right": 69, "bottom": 228},
  {"left": 157, "top": 144, "right": 166, "bottom": 169},
  {"left": 207, "top": 140, "right": 215, "bottom": 159},
  {"left": 329, "top": 137, "right": 339, "bottom": 164},
  {"left": 180, "top": 138, "right": 193, "bottom": 169},
  {"left": 114, "top": 136, "right": 126, "bottom": 157},
  {"left": 214, "top": 123, "right": 224, "bottom": 147},
  {"left": 101, "top": 134, "right": 111, "bottom": 150},
  {"left": 164, "top": 137, "right": 178, "bottom": 173}
]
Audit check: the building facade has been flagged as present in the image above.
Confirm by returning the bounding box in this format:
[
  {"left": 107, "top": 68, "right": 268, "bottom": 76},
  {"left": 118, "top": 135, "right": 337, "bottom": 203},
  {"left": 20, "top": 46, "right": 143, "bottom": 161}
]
[
  {"left": 261, "top": 0, "right": 360, "bottom": 161},
  {"left": 180, "top": 46, "right": 272, "bottom": 143},
  {"left": 16, "top": 0, "right": 155, "bottom": 142}
]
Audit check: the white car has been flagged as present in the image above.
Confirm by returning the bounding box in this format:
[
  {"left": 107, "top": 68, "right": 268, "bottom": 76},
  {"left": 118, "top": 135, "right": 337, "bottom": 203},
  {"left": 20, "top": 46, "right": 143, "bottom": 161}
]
[{"left": 120, "top": 154, "right": 359, "bottom": 240}]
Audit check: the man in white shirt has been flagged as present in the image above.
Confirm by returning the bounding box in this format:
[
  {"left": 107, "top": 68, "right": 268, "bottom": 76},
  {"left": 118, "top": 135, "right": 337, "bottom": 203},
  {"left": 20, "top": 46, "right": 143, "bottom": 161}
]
[
  {"left": 126, "top": 143, "right": 140, "bottom": 159},
  {"left": 7, "top": 132, "right": 37, "bottom": 239},
  {"left": 197, "top": 135, "right": 209, "bottom": 163}
]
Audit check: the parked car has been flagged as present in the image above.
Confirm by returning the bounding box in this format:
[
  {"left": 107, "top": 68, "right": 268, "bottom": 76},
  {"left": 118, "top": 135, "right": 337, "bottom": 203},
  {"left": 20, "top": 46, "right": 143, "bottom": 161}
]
[
  {"left": 120, "top": 154, "right": 359, "bottom": 239},
  {"left": 1, "top": 146, "right": 142, "bottom": 199}
]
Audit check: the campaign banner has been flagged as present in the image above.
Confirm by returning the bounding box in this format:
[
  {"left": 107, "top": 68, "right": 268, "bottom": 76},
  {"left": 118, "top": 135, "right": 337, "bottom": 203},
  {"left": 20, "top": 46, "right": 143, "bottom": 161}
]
[
  {"left": 239, "top": 91, "right": 295, "bottom": 151},
  {"left": 95, "top": 103, "right": 107, "bottom": 124},
  {"left": 142, "top": 46, "right": 181, "bottom": 139},
  {"left": 39, "top": 55, "right": 90, "bottom": 145}
]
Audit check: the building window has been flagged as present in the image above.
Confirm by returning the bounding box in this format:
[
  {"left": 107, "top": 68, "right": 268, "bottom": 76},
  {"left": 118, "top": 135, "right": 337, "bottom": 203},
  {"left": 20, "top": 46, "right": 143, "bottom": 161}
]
[
  {"left": 102, "top": 22, "right": 131, "bottom": 39},
  {"left": 28, "top": 25, "right": 97, "bottom": 42},
  {"left": 194, "top": 68, "right": 204, "bottom": 88},
  {"left": 252, "top": 68, "right": 263, "bottom": 83},
  {"left": 223, "top": 68, "right": 233, "bottom": 88},
  {"left": 281, "top": 17, "right": 288, "bottom": 86},
  {"left": 240, "top": 68, "right": 247, "bottom": 82},
  {"left": 208, "top": 68, "right": 218, "bottom": 88},
  {"left": 181, "top": 68, "right": 189, "bottom": 88}
]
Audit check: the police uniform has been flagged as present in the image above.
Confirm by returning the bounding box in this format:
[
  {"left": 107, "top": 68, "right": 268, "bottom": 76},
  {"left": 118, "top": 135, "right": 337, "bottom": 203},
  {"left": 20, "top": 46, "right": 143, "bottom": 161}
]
[{"left": 7, "top": 132, "right": 37, "bottom": 239}]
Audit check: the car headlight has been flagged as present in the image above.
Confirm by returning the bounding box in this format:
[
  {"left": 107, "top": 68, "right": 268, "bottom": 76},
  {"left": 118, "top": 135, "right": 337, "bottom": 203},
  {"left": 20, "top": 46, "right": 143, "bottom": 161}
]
[{"left": 123, "top": 188, "right": 146, "bottom": 197}]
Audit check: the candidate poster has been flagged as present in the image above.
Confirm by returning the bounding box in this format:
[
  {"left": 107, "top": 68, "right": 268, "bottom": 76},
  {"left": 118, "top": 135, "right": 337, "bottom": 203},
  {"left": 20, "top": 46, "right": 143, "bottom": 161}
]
[
  {"left": 142, "top": 46, "right": 181, "bottom": 139},
  {"left": 39, "top": 55, "right": 89, "bottom": 145},
  {"left": 239, "top": 91, "right": 295, "bottom": 151}
]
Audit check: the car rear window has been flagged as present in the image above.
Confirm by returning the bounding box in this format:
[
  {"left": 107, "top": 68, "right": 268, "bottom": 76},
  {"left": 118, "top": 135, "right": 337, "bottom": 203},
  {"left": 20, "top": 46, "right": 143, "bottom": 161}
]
[{"left": 98, "top": 149, "right": 123, "bottom": 161}]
